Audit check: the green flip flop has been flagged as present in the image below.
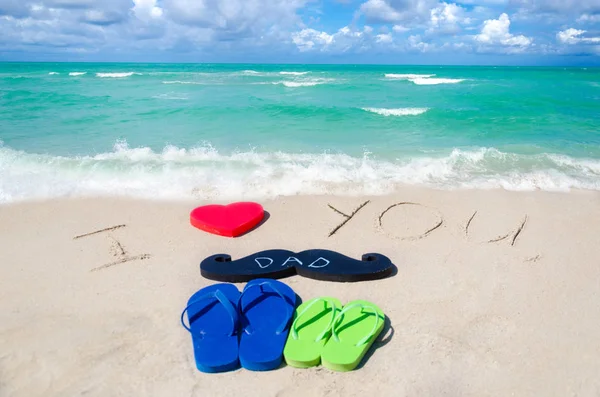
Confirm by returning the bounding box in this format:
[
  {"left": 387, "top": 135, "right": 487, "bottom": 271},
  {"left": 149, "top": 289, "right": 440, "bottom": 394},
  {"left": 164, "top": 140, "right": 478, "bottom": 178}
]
[
  {"left": 283, "top": 297, "right": 342, "bottom": 368},
  {"left": 321, "top": 300, "right": 385, "bottom": 372}
]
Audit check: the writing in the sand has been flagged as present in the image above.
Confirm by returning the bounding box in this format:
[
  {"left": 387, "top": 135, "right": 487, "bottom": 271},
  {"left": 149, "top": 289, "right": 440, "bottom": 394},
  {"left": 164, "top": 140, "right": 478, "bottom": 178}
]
[
  {"left": 254, "top": 256, "right": 330, "bottom": 269},
  {"left": 72, "top": 224, "right": 151, "bottom": 272},
  {"left": 327, "top": 200, "right": 528, "bottom": 246}
]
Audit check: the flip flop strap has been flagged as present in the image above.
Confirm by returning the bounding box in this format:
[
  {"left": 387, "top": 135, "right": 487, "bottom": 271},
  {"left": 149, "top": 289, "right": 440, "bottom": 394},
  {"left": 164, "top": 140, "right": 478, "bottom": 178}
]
[
  {"left": 332, "top": 303, "right": 381, "bottom": 347},
  {"left": 291, "top": 298, "right": 337, "bottom": 342},
  {"left": 180, "top": 289, "right": 239, "bottom": 336},
  {"left": 239, "top": 281, "right": 293, "bottom": 335}
]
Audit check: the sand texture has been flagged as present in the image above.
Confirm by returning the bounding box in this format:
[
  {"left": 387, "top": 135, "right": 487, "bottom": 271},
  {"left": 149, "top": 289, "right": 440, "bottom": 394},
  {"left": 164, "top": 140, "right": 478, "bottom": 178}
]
[{"left": 1, "top": 188, "right": 600, "bottom": 396}]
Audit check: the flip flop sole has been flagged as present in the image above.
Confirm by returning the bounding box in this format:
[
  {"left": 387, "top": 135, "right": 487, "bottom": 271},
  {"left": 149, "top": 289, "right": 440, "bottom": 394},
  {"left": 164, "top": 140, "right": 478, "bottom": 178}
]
[
  {"left": 284, "top": 297, "right": 342, "bottom": 368},
  {"left": 183, "top": 283, "right": 241, "bottom": 373},
  {"left": 321, "top": 300, "right": 385, "bottom": 372},
  {"left": 238, "top": 279, "right": 298, "bottom": 371}
]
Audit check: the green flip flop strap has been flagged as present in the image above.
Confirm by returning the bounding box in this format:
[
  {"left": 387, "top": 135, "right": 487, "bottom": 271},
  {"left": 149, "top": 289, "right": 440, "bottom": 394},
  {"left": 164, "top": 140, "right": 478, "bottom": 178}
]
[
  {"left": 291, "top": 298, "right": 338, "bottom": 342},
  {"left": 332, "top": 303, "right": 381, "bottom": 347}
]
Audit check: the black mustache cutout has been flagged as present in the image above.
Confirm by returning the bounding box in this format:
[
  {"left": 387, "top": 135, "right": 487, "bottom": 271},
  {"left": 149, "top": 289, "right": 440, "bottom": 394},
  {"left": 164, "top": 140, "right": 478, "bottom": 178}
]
[{"left": 200, "top": 249, "right": 396, "bottom": 283}]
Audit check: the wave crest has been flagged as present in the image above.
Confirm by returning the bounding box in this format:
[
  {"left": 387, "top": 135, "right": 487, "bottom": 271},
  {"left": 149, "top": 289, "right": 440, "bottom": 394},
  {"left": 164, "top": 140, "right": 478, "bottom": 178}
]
[
  {"left": 96, "top": 72, "right": 140, "bottom": 78},
  {"left": 411, "top": 78, "right": 464, "bottom": 85},
  {"left": 280, "top": 72, "right": 309, "bottom": 76},
  {"left": 1, "top": 142, "right": 600, "bottom": 203},
  {"left": 362, "top": 107, "right": 429, "bottom": 116},
  {"left": 385, "top": 74, "right": 436, "bottom": 79}
]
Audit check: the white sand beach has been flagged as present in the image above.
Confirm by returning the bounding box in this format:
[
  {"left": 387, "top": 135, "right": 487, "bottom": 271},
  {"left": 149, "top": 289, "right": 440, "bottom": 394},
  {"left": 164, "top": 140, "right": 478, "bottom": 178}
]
[{"left": 1, "top": 187, "right": 600, "bottom": 396}]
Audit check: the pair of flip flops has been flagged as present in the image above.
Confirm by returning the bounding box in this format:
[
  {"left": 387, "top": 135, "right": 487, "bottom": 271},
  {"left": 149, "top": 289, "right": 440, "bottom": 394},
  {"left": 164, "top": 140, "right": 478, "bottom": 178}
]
[
  {"left": 284, "top": 297, "right": 385, "bottom": 371},
  {"left": 180, "top": 279, "right": 297, "bottom": 373}
]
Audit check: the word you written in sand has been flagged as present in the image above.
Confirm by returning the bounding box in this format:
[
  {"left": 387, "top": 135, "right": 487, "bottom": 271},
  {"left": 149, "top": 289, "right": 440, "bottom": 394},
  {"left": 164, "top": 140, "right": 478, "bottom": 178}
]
[{"left": 327, "top": 200, "right": 528, "bottom": 246}]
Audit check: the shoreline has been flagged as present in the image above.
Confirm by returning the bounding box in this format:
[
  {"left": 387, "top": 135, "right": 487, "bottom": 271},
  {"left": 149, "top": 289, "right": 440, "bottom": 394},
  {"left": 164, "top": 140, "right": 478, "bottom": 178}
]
[
  {"left": 1, "top": 184, "right": 599, "bottom": 206},
  {"left": 2, "top": 187, "right": 600, "bottom": 396}
]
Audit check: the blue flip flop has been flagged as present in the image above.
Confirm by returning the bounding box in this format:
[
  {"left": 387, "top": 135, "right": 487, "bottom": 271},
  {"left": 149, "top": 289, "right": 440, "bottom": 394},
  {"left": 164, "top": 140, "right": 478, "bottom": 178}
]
[
  {"left": 180, "top": 283, "right": 241, "bottom": 373},
  {"left": 238, "top": 278, "right": 297, "bottom": 371}
]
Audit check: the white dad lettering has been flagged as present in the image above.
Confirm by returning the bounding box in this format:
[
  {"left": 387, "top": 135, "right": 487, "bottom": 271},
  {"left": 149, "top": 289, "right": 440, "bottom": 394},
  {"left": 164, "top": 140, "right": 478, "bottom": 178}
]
[
  {"left": 255, "top": 257, "right": 274, "bottom": 269},
  {"left": 281, "top": 256, "right": 303, "bottom": 267},
  {"left": 308, "top": 257, "right": 330, "bottom": 268},
  {"left": 253, "top": 254, "right": 330, "bottom": 269}
]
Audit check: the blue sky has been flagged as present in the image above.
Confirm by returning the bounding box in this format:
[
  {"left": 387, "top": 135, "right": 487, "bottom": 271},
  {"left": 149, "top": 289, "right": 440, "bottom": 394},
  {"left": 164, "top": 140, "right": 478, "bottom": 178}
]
[{"left": 1, "top": 0, "right": 599, "bottom": 64}]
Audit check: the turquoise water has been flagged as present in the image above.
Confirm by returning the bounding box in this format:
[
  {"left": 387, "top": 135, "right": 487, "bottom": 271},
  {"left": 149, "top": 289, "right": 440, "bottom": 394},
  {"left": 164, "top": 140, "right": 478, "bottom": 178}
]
[{"left": 1, "top": 63, "right": 600, "bottom": 202}]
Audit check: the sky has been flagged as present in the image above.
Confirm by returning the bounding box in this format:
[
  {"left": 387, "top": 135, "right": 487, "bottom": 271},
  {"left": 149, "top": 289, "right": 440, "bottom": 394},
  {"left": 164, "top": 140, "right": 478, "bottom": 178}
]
[{"left": 1, "top": 0, "right": 600, "bottom": 65}]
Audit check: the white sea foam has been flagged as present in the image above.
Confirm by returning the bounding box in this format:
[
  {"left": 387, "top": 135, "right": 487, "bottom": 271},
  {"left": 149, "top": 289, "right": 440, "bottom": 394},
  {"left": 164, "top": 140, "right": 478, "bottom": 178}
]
[
  {"left": 48, "top": 72, "right": 59, "bottom": 75},
  {"left": 280, "top": 72, "right": 309, "bottom": 76},
  {"left": 162, "top": 81, "right": 204, "bottom": 85},
  {"left": 152, "top": 93, "right": 189, "bottom": 100},
  {"left": 281, "top": 81, "right": 320, "bottom": 87},
  {"left": 384, "top": 73, "right": 465, "bottom": 85},
  {"left": 240, "top": 70, "right": 263, "bottom": 76},
  {"left": 385, "top": 74, "right": 436, "bottom": 79},
  {"left": 69, "top": 72, "right": 87, "bottom": 76},
  {"left": 96, "top": 72, "right": 140, "bottom": 78},
  {"left": 275, "top": 78, "right": 333, "bottom": 87},
  {"left": 362, "top": 107, "right": 429, "bottom": 116},
  {"left": 2, "top": 142, "right": 600, "bottom": 203},
  {"left": 410, "top": 78, "right": 465, "bottom": 85}
]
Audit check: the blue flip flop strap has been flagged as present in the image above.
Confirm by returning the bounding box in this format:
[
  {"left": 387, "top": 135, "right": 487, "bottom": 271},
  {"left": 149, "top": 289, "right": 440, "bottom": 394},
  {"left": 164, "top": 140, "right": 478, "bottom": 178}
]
[
  {"left": 332, "top": 303, "right": 381, "bottom": 347},
  {"left": 239, "top": 281, "right": 293, "bottom": 335},
  {"left": 291, "top": 298, "right": 338, "bottom": 342},
  {"left": 180, "top": 289, "right": 239, "bottom": 336}
]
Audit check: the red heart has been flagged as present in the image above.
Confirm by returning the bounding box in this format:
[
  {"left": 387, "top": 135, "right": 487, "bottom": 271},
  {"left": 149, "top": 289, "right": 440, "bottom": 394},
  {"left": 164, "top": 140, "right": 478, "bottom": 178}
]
[{"left": 190, "top": 202, "right": 265, "bottom": 237}]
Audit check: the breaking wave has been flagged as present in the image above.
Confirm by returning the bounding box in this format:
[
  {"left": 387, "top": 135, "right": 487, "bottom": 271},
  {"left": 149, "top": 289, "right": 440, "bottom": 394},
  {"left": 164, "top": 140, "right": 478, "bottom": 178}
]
[
  {"left": 362, "top": 107, "right": 429, "bottom": 116},
  {"left": 1, "top": 142, "right": 599, "bottom": 203}
]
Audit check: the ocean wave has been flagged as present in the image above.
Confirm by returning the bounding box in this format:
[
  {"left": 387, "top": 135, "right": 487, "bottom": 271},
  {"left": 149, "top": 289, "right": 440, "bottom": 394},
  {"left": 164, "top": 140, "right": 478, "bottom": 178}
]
[
  {"left": 69, "top": 72, "right": 87, "bottom": 76},
  {"left": 48, "top": 72, "right": 59, "bottom": 75},
  {"left": 384, "top": 73, "right": 465, "bottom": 85},
  {"left": 362, "top": 107, "right": 429, "bottom": 116},
  {"left": 280, "top": 72, "right": 309, "bottom": 76},
  {"left": 96, "top": 72, "right": 140, "bottom": 78},
  {"left": 152, "top": 93, "right": 188, "bottom": 100},
  {"left": 411, "top": 78, "right": 464, "bottom": 85},
  {"left": 281, "top": 81, "right": 320, "bottom": 87},
  {"left": 1, "top": 142, "right": 600, "bottom": 203},
  {"left": 162, "top": 81, "right": 204, "bottom": 85},
  {"left": 385, "top": 74, "right": 436, "bottom": 79},
  {"left": 275, "top": 78, "right": 333, "bottom": 87}
]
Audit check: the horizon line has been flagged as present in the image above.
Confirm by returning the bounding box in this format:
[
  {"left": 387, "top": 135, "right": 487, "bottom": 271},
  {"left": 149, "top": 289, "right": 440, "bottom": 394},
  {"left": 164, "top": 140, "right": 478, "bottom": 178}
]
[{"left": 1, "top": 61, "right": 599, "bottom": 68}]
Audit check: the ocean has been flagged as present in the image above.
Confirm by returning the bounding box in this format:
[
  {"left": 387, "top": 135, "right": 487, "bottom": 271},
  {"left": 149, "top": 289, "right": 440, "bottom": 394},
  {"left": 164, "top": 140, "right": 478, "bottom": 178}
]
[{"left": 1, "top": 63, "right": 599, "bottom": 203}]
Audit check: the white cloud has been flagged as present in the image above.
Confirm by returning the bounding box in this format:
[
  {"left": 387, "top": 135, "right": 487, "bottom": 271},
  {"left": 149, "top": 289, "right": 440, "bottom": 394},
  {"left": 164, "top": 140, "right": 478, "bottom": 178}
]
[
  {"left": 291, "top": 28, "right": 333, "bottom": 51},
  {"left": 0, "top": 0, "right": 314, "bottom": 57},
  {"left": 557, "top": 28, "right": 600, "bottom": 44},
  {"left": 510, "top": 0, "right": 600, "bottom": 15},
  {"left": 133, "top": 0, "right": 163, "bottom": 19},
  {"left": 428, "top": 2, "right": 469, "bottom": 34},
  {"left": 557, "top": 28, "right": 586, "bottom": 44},
  {"left": 577, "top": 14, "right": 600, "bottom": 23},
  {"left": 0, "top": 0, "right": 596, "bottom": 60},
  {"left": 376, "top": 32, "right": 393, "bottom": 43},
  {"left": 291, "top": 25, "right": 396, "bottom": 53},
  {"left": 456, "top": 0, "right": 507, "bottom": 4},
  {"left": 407, "top": 34, "right": 433, "bottom": 51},
  {"left": 359, "top": 0, "right": 403, "bottom": 23},
  {"left": 392, "top": 24, "right": 410, "bottom": 32},
  {"left": 163, "top": 0, "right": 308, "bottom": 37},
  {"left": 359, "top": 0, "right": 437, "bottom": 24},
  {"left": 476, "top": 13, "right": 531, "bottom": 46}
]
